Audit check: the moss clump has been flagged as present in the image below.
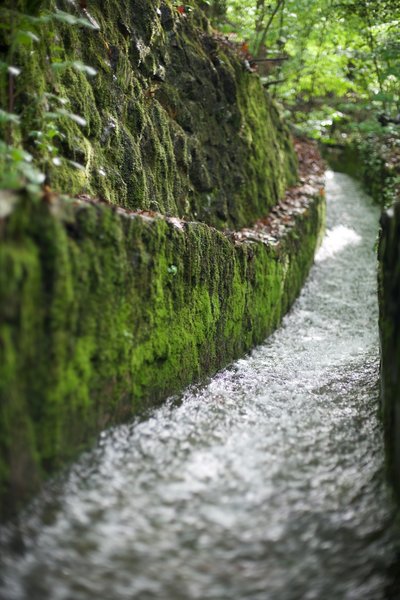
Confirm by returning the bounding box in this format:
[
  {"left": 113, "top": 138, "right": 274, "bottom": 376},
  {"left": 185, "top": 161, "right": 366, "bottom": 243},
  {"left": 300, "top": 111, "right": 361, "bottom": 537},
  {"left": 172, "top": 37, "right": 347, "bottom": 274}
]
[{"left": 0, "top": 188, "right": 324, "bottom": 518}]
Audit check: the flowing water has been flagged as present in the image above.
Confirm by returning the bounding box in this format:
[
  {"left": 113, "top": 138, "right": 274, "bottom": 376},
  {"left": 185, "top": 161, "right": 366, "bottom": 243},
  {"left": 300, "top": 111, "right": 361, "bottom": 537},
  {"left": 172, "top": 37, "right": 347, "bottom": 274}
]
[{"left": 1, "top": 172, "right": 400, "bottom": 600}]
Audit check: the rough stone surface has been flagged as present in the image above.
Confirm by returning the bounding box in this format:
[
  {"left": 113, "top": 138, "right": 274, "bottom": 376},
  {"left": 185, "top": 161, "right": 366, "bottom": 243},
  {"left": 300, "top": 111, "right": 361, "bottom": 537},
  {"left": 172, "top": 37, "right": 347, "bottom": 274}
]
[{"left": 322, "top": 138, "right": 399, "bottom": 207}]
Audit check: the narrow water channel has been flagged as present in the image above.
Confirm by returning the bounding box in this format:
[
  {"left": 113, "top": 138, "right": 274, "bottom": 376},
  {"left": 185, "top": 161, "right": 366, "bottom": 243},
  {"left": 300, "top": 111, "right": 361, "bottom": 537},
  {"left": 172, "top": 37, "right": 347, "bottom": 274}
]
[{"left": 1, "top": 172, "right": 399, "bottom": 600}]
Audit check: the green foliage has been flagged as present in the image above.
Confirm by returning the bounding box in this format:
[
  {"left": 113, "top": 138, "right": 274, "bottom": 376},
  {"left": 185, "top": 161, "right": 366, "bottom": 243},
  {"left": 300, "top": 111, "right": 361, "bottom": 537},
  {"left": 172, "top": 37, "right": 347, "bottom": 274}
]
[
  {"left": 51, "top": 60, "right": 98, "bottom": 77},
  {"left": 357, "top": 133, "right": 400, "bottom": 207},
  {"left": 0, "top": 140, "right": 45, "bottom": 191},
  {"left": 212, "top": 0, "right": 400, "bottom": 123},
  {"left": 0, "top": 5, "right": 97, "bottom": 193}
]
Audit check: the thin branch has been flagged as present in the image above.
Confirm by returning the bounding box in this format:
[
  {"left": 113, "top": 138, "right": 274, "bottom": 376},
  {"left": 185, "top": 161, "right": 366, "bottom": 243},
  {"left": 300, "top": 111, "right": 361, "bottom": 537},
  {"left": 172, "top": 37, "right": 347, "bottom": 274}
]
[
  {"left": 251, "top": 56, "right": 289, "bottom": 63},
  {"left": 263, "top": 78, "right": 287, "bottom": 87},
  {"left": 255, "top": 0, "right": 285, "bottom": 58}
]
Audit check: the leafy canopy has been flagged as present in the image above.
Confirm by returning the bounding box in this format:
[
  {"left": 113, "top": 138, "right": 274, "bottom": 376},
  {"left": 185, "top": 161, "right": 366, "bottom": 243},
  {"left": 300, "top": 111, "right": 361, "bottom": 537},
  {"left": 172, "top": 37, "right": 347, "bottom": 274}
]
[{"left": 206, "top": 0, "right": 400, "bottom": 136}]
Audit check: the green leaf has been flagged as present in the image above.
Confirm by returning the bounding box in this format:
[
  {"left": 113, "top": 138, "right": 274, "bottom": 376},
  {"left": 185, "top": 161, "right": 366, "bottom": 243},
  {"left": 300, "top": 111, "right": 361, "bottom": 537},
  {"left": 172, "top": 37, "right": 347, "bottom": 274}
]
[
  {"left": 29, "top": 130, "right": 43, "bottom": 139},
  {"left": 68, "top": 160, "right": 85, "bottom": 171},
  {"left": 20, "top": 163, "right": 46, "bottom": 185},
  {"left": 57, "top": 109, "right": 87, "bottom": 126},
  {"left": 44, "top": 109, "right": 87, "bottom": 127},
  {"left": 15, "top": 30, "right": 40, "bottom": 45},
  {"left": 10, "top": 147, "right": 33, "bottom": 163},
  {"left": 44, "top": 92, "right": 69, "bottom": 105},
  {"left": 45, "top": 125, "right": 61, "bottom": 139},
  {"left": 71, "top": 61, "right": 97, "bottom": 76},
  {"left": 0, "top": 172, "right": 24, "bottom": 191},
  {"left": 51, "top": 61, "right": 70, "bottom": 72},
  {"left": 26, "top": 14, "right": 52, "bottom": 25},
  {"left": 52, "top": 9, "right": 100, "bottom": 31},
  {"left": 0, "top": 110, "right": 20, "bottom": 125},
  {"left": 51, "top": 60, "right": 97, "bottom": 76}
]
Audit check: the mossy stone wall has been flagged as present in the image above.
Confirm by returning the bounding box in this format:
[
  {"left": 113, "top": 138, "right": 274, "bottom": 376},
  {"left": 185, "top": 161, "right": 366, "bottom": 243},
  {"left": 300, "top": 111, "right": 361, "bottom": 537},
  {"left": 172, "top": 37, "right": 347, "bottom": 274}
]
[
  {"left": 1, "top": 0, "right": 296, "bottom": 229},
  {"left": 322, "top": 139, "right": 397, "bottom": 207},
  {"left": 0, "top": 190, "right": 325, "bottom": 518}
]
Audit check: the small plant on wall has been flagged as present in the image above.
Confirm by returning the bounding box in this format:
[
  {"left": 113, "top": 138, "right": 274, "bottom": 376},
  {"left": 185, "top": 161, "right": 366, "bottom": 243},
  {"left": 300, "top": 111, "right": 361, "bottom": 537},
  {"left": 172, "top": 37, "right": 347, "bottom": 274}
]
[{"left": 0, "top": 4, "right": 98, "bottom": 194}]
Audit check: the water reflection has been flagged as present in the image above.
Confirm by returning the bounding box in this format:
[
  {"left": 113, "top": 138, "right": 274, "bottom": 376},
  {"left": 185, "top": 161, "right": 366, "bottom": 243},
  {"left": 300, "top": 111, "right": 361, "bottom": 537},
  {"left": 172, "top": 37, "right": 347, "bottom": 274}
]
[{"left": 0, "top": 173, "right": 399, "bottom": 600}]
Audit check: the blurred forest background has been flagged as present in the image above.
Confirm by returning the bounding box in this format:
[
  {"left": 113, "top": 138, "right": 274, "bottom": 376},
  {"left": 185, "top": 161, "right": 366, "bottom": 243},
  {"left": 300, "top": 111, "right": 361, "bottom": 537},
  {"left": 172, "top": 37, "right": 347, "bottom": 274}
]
[{"left": 204, "top": 0, "right": 400, "bottom": 140}]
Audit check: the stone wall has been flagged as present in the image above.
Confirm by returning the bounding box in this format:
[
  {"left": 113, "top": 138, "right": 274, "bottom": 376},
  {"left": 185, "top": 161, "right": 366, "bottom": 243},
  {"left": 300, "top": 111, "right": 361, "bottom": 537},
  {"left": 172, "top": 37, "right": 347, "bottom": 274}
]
[
  {"left": 0, "top": 0, "right": 296, "bottom": 230},
  {"left": 324, "top": 139, "right": 400, "bottom": 501},
  {"left": 0, "top": 185, "right": 325, "bottom": 519}
]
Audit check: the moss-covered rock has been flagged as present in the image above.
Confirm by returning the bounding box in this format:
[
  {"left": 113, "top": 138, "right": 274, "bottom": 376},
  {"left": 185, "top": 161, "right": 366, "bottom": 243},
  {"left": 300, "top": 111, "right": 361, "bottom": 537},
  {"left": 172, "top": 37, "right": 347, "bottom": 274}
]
[
  {"left": 0, "top": 187, "right": 325, "bottom": 518},
  {"left": 0, "top": 0, "right": 296, "bottom": 230}
]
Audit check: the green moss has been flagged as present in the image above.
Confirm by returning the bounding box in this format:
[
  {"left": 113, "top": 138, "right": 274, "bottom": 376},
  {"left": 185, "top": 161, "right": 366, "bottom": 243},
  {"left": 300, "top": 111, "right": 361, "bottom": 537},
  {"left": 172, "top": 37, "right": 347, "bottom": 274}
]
[
  {"left": 0, "top": 188, "right": 325, "bottom": 517},
  {"left": 2, "top": 0, "right": 297, "bottom": 229},
  {"left": 322, "top": 138, "right": 399, "bottom": 208},
  {"left": 0, "top": 234, "right": 44, "bottom": 505}
]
